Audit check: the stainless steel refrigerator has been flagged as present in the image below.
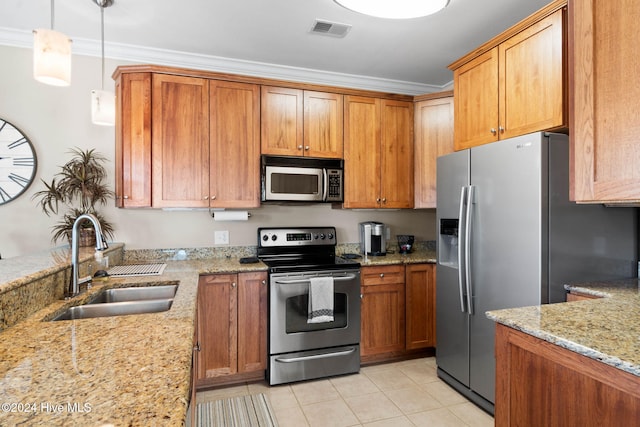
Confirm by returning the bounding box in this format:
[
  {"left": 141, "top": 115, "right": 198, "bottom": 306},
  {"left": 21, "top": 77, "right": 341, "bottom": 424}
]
[{"left": 435, "top": 132, "right": 637, "bottom": 414}]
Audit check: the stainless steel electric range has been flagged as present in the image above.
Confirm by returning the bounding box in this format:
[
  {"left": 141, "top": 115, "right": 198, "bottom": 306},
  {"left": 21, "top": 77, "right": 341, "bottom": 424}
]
[{"left": 257, "top": 227, "right": 361, "bottom": 385}]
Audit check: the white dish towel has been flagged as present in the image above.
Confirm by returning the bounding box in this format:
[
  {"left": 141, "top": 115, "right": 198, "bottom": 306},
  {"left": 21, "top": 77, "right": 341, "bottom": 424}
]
[{"left": 307, "top": 276, "right": 334, "bottom": 323}]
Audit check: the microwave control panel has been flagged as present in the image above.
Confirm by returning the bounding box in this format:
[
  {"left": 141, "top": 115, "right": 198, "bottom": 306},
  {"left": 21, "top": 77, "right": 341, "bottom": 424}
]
[{"left": 326, "top": 169, "right": 343, "bottom": 201}]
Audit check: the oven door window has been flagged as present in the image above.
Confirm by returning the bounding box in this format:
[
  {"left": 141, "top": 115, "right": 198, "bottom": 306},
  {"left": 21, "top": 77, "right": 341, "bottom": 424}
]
[{"left": 285, "top": 293, "right": 348, "bottom": 333}]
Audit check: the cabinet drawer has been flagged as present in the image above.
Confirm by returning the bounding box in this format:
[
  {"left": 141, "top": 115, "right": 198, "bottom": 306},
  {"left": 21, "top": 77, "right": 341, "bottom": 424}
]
[{"left": 362, "top": 265, "right": 405, "bottom": 286}]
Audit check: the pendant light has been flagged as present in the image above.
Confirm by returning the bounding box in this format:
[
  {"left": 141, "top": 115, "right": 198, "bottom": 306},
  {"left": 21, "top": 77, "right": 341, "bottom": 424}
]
[
  {"left": 91, "top": 0, "right": 115, "bottom": 126},
  {"left": 33, "top": 0, "right": 72, "bottom": 86},
  {"left": 334, "top": 0, "right": 449, "bottom": 19}
]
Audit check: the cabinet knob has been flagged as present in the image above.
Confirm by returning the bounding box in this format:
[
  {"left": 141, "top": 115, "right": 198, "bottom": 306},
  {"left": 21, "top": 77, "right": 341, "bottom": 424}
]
[
  {"left": 123, "top": 195, "right": 129, "bottom": 199},
  {"left": 380, "top": 273, "right": 384, "bottom": 278},
  {"left": 211, "top": 195, "right": 216, "bottom": 200},
  {"left": 232, "top": 282, "right": 237, "bottom": 288},
  {"left": 203, "top": 196, "right": 209, "bottom": 200},
  {"left": 376, "top": 198, "right": 381, "bottom": 203},
  {"left": 382, "top": 198, "right": 387, "bottom": 203},
  {"left": 499, "top": 126, "right": 505, "bottom": 133},
  {"left": 490, "top": 128, "right": 497, "bottom": 135},
  {"left": 261, "top": 280, "right": 266, "bottom": 285},
  {"left": 305, "top": 146, "right": 310, "bottom": 150},
  {"left": 298, "top": 145, "right": 303, "bottom": 150}
]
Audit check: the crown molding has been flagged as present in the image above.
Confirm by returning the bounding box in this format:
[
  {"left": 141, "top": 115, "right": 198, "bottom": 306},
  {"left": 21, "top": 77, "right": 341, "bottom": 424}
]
[{"left": 0, "top": 27, "right": 451, "bottom": 95}]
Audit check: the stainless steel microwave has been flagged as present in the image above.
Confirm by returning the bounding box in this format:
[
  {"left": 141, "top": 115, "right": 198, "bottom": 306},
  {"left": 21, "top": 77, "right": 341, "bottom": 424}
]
[{"left": 261, "top": 155, "right": 343, "bottom": 202}]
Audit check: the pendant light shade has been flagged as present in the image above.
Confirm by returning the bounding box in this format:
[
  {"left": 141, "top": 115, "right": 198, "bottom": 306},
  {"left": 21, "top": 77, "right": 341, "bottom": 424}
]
[
  {"left": 91, "top": 0, "right": 115, "bottom": 126},
  {"left": 33, "top": 28, "right": 72, "bottom": 86},
  {"left": 91, "top": 89, "right": 115, "bottom": 126},
  {"left": 334, "top": 0, "right": 449, "bottom": 19}
]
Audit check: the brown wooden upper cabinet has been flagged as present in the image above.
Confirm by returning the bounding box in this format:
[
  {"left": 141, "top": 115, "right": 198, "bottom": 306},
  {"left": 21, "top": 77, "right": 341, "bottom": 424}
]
[
  {"left": 261, "top": 86, "right": 344, "bottom": 158},
  {"left": 450, "top": 1, "right": 567, "bottom": 151},
  {"left": 344, "top": 96, "right": 414, "bottom": 209},
  {"left": 413, "top": 92, "right": 454, "bottom": 209},
  {"left": 113, "top": 67, "right": 260, "bottom": 209},
  {"left": 115, "top": 72, "right": 152, "bottom": 208},
  {"left": 570, "top": 0, "right": 640, "bottom": 203}
]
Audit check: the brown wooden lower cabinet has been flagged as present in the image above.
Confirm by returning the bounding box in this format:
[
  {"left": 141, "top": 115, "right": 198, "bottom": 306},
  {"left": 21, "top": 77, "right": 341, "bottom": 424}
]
[
  {"left": 565, "top": 290, "right": 600, "bottom": 302},
  {"left": 405, "top": 263, "right": 436, "bottom": 349},
  {"left": 360, "top": 263, "right": 436, "bottom": 363},
  {"left": 195, "top": 271, "right": 267, "bottom": 388},
  {"left": 495, "top": 323, "right": 640, "bottom": 426}
]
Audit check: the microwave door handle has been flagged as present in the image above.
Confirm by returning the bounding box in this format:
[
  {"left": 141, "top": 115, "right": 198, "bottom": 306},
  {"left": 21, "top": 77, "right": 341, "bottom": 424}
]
[{"left": 322, "top": 169, "right": 328, "bottom": 201}]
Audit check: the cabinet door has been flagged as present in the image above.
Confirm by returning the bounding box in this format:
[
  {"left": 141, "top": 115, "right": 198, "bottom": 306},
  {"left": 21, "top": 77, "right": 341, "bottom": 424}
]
[
  {"left": 197, "top": 274, "right": 238, "bottom": 379},
  {"left": 261, "top": 86, "right": 303, "bottom": 156},
  {"left": 304, "top": 91, "right": 344, "bottom": 158},
  {"left": 380, "top": 99, "right": 414, "bottom": 209},
  {"left": 344, "top": 95, "right": 381, "bottom": 208},
  {"left": 360, "top": 265, "right": 405, "bottom": 357},
  {"left": 405, "top": 264, "right": 436, "bottom": 349},
  {"left": 453, "top": 48, "right": 499, "bottom": 150},
  {"left": 152, "top": 74, "right": 209, "bottom": 207},
  {"left": 571, "top": 0, "right": 640, "bottom": 202},
  {"left": 500, "top": 9, "right": 565, "bottom": 140},
  {"left": 237, "top": 272, "right": 267, "bottom": 374},
  {"left": 210, "top": 81, "right": 260, "bottom": 208},
  {"left": 414, "top": 95, "right": 454, "bottom": 208},
  {"left": 115, "top": 72, "right": 152, "bottom": 208}
]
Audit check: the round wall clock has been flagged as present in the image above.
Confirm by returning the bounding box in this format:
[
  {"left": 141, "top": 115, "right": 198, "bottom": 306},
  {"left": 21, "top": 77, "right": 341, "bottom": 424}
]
[{"left": 0, "top": 118, "right": 37, "bottom": 205}]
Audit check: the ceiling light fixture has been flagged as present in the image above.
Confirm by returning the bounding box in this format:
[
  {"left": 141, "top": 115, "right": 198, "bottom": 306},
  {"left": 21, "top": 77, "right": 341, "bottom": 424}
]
[
  {"left": 334, "top": 0, "right": 449, "bottom": 19},
  {"left": 91, "top": 0, "right": 115, "bottom": 126},
  {"left": 33, "top": 0, "right": 72, "bottom": 86}
]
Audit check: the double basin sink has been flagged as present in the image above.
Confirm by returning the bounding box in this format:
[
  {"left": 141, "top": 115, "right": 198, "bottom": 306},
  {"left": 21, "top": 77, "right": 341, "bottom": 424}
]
[{"left": 50, "top": 284, "right": 177, "bottom": 321}]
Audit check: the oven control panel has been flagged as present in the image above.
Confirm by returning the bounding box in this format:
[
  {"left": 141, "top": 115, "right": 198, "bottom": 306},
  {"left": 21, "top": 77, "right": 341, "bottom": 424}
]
[{"left": 258, "top": 227, "right": 336, "bottom": 247}]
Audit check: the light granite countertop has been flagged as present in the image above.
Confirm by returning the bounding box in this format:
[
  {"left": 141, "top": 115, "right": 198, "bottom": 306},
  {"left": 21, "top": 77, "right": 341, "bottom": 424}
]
[
  {"left": 0, "top": 243, "right": 433, "bottom": 426},
  {"left": 487, "top": 278, "right": 640, "bottom": 377},
  {"left": 0, "top": 254, "right": 267, "bottom": 426}
]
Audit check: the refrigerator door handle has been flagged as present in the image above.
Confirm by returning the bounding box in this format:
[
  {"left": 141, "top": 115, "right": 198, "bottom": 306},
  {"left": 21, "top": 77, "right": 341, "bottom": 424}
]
[
  {"left": 457, "top": 186, "right": 468, "bottom": 313},
  {"left": 465, "top": 185, "right": 475, "bottom": 315}
]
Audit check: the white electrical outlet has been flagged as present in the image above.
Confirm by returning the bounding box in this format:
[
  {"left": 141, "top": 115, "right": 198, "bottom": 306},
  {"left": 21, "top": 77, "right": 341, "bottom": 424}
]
[{"left": 215, "top": 230, "right": 230, "bottom": 245}]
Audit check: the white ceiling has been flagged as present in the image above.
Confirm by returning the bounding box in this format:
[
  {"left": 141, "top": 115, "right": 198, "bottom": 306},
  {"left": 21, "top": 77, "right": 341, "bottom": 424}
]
[{"left": 0, "top": 0, "right": 553, "bottom": 94}]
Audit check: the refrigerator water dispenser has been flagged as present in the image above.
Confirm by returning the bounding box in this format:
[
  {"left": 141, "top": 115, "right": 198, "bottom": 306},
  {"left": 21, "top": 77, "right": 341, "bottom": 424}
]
[{"left": 439, "top": 218, "right": 459, "bottom": 267}]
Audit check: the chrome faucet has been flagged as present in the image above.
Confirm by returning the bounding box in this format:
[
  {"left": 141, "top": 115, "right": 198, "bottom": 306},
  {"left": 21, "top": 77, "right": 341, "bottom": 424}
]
[{"left": 69, "top": 213, "right": 108, "bottom": 297}]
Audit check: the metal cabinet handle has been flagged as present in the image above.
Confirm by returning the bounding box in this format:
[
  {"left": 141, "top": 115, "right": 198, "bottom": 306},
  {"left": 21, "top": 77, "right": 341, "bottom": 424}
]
[
  {"left": 499, "top": 126, "right": 505, "bottom": 133},
  {"left": 376, "top": 198, "right": 381, "bottom": 203},
  {"left": 379, "top": 273, "right": 384, "bottom": 278},
  {"left": 261, "top": 280, "right": 266, "bottom": 285},
  {"left": 203, "top": 196, "right": 209, "bottom": 200},
  {"left": 490, "top": 128, "right": 497, "bottom": 135},
  {"left": 382, "top": 198, "right": 387, "bottom": 203},
  {"left": 232, "top": 282, "right": 236, "bottom": 288},
  {"left": 211, "top": 195, "right": 216, "bottom": 200},
  {"left": 305, "top": 146, "right": 310, "bottom": 150},
  {"left": 298, "top": 145, "right": 303, "bottom": 150},
  {"left": 123, "top": 195, "right": 129, "bottom": 199}
]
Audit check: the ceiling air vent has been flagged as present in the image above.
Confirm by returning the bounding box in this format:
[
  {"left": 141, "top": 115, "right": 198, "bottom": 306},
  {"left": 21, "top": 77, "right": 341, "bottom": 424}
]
[{"left": 310, "top": 19, "right": 352, "bottom": 38}]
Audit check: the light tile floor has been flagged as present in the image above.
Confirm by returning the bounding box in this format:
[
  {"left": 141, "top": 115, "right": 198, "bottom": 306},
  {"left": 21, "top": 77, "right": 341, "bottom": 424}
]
[{"left": 197, "top": 357, "right": 494, "bottom": 427}]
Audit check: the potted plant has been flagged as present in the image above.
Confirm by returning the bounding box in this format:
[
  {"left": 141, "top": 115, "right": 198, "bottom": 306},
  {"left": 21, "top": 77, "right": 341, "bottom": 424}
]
[{"left": 33, "top": 147, "right": 115, "bottom": 246}]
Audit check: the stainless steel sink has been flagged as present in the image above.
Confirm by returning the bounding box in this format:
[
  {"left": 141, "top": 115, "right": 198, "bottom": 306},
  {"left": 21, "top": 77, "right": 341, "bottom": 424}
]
[
  {"left": 51, "top": 299, "right": 174, "bottom": 321},
  {"left": 87, "top": 285, "right": 177, "bottom": 304}
]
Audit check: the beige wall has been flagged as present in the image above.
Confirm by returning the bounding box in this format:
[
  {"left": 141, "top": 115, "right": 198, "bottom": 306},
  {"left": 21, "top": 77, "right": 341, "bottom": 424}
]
[{"left": 0, "top": 45, "right": 436, "bottom": 259}]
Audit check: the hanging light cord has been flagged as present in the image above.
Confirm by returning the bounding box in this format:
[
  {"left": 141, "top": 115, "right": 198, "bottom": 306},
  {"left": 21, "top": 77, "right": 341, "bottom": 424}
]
[
  {"left": 50, "top": 0, "right": 55, "bottom": 29},
  {"left": 100, "top": 4, "right": 105, "bottom": 90}
]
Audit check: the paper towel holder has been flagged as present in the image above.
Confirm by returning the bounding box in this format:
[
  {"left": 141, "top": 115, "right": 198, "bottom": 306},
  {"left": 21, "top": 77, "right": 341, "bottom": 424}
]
[{"left": 210, "top": 210, "right": 252, "bottom": 220}]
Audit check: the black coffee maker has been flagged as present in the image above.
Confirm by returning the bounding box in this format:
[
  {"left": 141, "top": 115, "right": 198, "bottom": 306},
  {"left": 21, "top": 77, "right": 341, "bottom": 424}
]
[{"left": 359, "top": 221, "right": 387, "bottom": 256}]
